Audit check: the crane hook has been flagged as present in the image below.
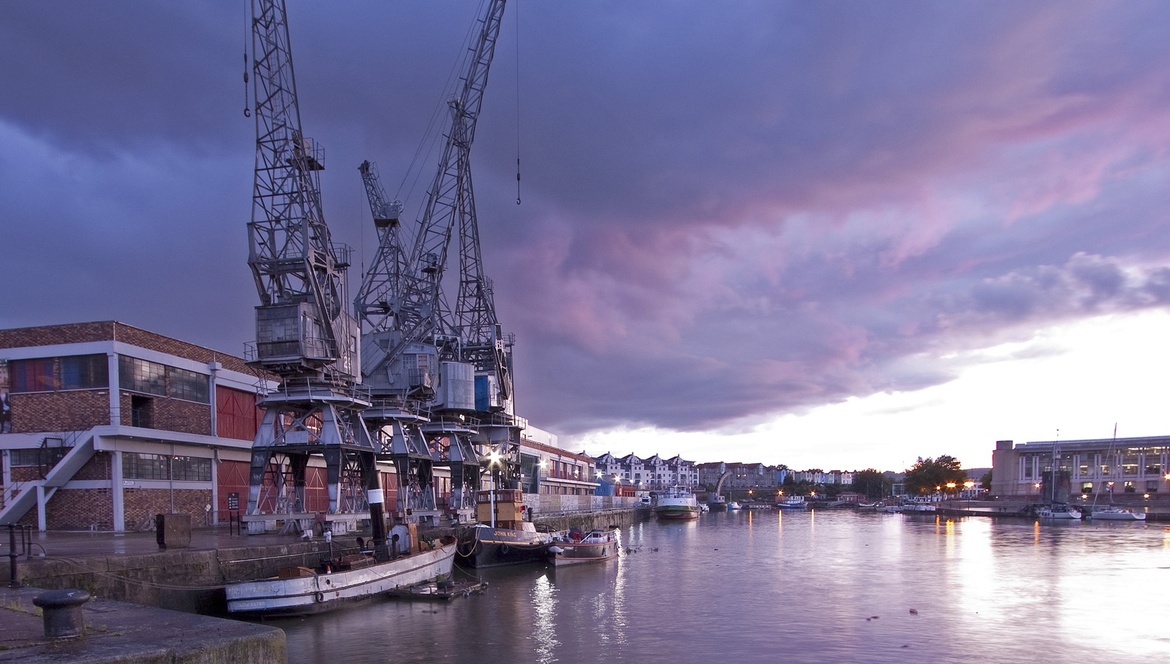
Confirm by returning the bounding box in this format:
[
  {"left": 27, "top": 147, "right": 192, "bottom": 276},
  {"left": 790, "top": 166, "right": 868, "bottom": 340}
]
[{"left": 243, "top": 56, "right": 251, "bottom": 118}]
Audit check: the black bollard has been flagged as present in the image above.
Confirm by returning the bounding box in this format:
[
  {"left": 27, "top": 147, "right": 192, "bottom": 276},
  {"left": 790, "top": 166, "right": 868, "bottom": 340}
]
[{"left": 33, "top": 589, "right": 90, "bottom": 639}]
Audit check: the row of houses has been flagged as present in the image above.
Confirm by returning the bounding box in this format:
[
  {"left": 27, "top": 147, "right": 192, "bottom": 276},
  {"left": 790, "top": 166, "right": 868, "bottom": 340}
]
[{"left": 695, "top": 462, "right": 857, "bottom": 490}]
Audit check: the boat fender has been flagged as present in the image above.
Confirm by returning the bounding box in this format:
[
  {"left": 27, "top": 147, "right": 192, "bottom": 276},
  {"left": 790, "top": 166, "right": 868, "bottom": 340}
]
[
  {"left": 315, "top": 592, "right": 325, "bottom": 603},
  {"left": 499, "top": 544, "right": 511, "bottom": 555},
  {"left": 548, "top": 545, "right": 564, "bottom": 554}
]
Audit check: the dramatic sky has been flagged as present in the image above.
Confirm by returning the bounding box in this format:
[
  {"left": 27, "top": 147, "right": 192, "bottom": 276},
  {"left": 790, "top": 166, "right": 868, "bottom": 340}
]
[{"left": 4, "top": 1, "right": 1170, "bottom": 472}]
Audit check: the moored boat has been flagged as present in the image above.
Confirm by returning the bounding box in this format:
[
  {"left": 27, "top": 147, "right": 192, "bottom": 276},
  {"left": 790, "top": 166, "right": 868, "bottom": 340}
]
[
  {"left": 457, "top": 523, "right": 552, "bottom": 567},
  {"left": 727, "top": 501, "right": 743, "bottom": 511},
  {"left": 775, "top": 495, "right": 807, "bottom": 510},
  {"left": 901, "top": 500, "right": 937, "bottom": 513},
  {"left": 654, "top": 486, "right": 701, "bottom": 520},
  {"left": 1086, "top": 506, "right": 1146, "bottom": 521},
  {"left": 225, "top": 536, "right": 457, "bottom": 617},
  {"left": 707, "top": 494, "right": 728, "bottom": 511},
  {"left": 1036, "top": 503, "right": 1082, "bottom": 520},
  {"left": 456, "top": 488, "right": 552, "bottom": 568},
  {"left": 548, "top": 528, "right": 620, "bottom": 566}
]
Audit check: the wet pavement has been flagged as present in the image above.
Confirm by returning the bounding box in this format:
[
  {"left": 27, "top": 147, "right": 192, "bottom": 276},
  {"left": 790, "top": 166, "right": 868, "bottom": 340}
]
[{"left": 0, "top": 585, "right": 284, "bottom": 663}]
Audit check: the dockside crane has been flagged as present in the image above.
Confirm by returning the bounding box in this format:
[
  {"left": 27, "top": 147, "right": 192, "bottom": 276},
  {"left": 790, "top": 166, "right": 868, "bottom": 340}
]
[
  {"left": 355, "top": 160, "right": 445, "bottom": 524},
  {"left": 441, "top": 0, "right": 522, "bottom": 496},
  {"left": 244, "top": 0, "right": 387, "bottom": 550},
  {"left": 354, "top": 0, "right": 517, "bottom": 521}
]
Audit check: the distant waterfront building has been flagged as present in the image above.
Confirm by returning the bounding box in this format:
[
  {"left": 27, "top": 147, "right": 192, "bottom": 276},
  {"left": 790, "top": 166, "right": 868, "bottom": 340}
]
[
  {"left": 523, "top": 435, "right": 598, "bottom": 497},
  {"left": 696, "top": 461, "right": 728, "bottom": 487},
  {"left": 590, "top": 452, "right": 697, "bottom": 490},
  {"left": 991, "top": 437, "right": 1170, "bottom": 500}
]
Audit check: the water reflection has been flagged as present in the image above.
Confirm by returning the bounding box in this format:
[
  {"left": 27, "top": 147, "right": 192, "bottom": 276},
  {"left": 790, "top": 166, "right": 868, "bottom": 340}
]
[
  {"left": 276, "top": 511, "right": 1168, "bottom": 663},
  {"left": 530, "top": 575, "right": 557, "bottom": 663}
]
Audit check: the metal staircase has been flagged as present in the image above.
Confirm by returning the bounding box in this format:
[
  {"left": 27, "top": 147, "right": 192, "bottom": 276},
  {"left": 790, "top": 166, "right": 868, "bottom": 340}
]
[{"left": 0, "top": 430, "right": 96, "bottom": 526}]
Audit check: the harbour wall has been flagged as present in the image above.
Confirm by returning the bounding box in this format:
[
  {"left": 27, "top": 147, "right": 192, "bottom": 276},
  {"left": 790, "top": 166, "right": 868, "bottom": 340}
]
[
  {"left": 532, "top": 507, "right": 645, "bottom": 533},
  {"left": 14, "top": 540, "right": 342, "bottom": 615},
  {"left": 12, "top": 507, "right": 646, "bottom": 615}
]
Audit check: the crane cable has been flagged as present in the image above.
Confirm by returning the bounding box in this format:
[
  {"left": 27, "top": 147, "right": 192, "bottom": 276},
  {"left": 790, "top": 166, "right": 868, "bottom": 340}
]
[
  {"left": 242, "top": 0, "right": 251, "bottom": 118},
  {"left": 514, "top": 1, "right": 522, "bottom": 205}
]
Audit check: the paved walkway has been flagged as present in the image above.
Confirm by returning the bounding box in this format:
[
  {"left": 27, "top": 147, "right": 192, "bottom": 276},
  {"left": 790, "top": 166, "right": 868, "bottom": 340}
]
[{"left": 2, "top": 525, "right": 353, "bottom": 560}]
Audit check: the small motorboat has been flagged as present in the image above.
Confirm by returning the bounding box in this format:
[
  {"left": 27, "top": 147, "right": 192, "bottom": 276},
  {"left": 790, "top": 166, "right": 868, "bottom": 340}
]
[{"left": 548, "top": 528, "right": 620, "bottom": 566}]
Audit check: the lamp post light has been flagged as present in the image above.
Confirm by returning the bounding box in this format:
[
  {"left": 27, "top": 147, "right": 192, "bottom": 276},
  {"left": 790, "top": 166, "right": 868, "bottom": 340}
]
[{"left": 488, "top": 450, "right": 502, "bottom": 528}]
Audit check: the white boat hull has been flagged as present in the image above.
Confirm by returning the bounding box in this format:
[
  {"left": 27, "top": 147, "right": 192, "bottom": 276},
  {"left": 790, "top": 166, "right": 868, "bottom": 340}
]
[
  {"left": 1088, "top": 508, "right": 1146, "bottom": 521},
  {"left": 654, "top": 487, "right": 700, "bottom": 520},
  {"left": 1037, "top": 505, "right": 1082, "bottom": 520},
  {"left": 226, "top": 542, "right": 456, "bottom": 616}
]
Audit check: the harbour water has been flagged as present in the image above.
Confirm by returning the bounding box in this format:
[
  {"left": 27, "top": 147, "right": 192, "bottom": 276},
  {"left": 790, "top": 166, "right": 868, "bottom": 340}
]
[{"left": 273, "top": 510, "right": 1170, "bottom": 663}]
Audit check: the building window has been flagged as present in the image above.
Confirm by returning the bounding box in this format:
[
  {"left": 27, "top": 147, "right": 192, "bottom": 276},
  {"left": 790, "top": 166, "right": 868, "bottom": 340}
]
[
  {"left": 118, "top": 356, "right": 209, "bottom": 404},
  {"left": 123, "top": 452, "right": 169, "bottom": 480},
  {"left": 130, "top": 395, "right": 153, "bottom": 428},
  {"left": 168, "top": 367, "right": 209, "bottom": 403},
  {"left": 60, "top": 355, "right": 108, "bottom": 390},
  {"left": 1081, "top": 482, "right": 1093, "bottom": 494},
  {"left": 171, "top": 456, "right": 212, "bottom": 481},
  {"left": 9, "top": 448, "right": 67, "bottom": 467},
  {"left": 10, "top": 358, "right": 56, "bottom": 392},
  {"left": 119, "top": 356, "right": 166, "bottom": 396},
  {"left": 1122, "top": 454, "right": 1139, "bottom": 476},
  {"left": 123, "top": 452, "right": 211, "bottom": 482},
  {"left": 1146, "top": 480, "right": 1159, "bottom": 493}
]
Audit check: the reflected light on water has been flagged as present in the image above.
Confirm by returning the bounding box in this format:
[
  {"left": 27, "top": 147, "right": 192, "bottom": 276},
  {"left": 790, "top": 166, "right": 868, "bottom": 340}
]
[{"left": 530, "top": 575, "right": 558, "bottom": 663}]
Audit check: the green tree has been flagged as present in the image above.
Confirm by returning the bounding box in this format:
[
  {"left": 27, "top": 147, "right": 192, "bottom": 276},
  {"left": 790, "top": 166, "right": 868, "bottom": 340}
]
[
  {"left": 851, "top": 469, "right": 888, "bottom": 501},
  {"left": 903, "top": 455, "right": 967, "bottom": 495},
  {"left": 980, "top": 471, "right": 992, "bottom": 491}
]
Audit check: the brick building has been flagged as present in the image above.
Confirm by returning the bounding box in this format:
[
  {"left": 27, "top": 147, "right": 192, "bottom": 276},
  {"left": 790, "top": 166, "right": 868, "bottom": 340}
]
[{"left": 0, "top": 321, "right": 290, "bottom": 531}]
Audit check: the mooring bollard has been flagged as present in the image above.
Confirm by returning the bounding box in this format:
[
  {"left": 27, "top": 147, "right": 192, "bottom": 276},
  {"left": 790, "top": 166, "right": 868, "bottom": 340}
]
[{"left": 32, "top": 589, "right": 91, "bottom": 639}]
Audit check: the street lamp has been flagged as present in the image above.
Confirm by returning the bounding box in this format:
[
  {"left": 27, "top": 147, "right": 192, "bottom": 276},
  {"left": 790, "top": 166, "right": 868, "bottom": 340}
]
[
  {"left": 963, "top": 480, "right": 974, "bottom": 512},
  {"left": 487, "top": 450, "right": 502, "bottom": 528}
]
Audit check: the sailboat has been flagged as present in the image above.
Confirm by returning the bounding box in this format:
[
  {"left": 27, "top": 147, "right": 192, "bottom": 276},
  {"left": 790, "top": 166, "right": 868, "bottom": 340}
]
[
  {"left": 1038, "top": 435, "right": 1081, "bottom": 520},
  {"left": 1085, "top": 425, "right": 1146, "bottom": 521}
]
